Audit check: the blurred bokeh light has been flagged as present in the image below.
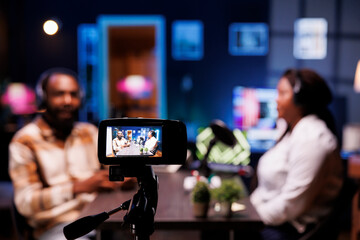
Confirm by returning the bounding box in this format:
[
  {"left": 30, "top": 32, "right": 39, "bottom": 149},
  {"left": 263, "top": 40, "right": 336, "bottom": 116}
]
[
  {"left": 43, "top": 19, "right": 59, "bottom": 35},
  {"left": 116, "top": 75, "right": 153, "bottom": 99},
  {"left": 1, "top": 83, "right": 37, "bottom": 115}
]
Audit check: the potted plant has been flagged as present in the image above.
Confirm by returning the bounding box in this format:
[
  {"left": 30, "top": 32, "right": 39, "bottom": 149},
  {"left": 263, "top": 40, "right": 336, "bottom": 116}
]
[
  {"left": 191, "top": 181, "right": 211, "bottom": 218},
  {"left": 211, "top": 178, "right": 244, "bottom": 217}
]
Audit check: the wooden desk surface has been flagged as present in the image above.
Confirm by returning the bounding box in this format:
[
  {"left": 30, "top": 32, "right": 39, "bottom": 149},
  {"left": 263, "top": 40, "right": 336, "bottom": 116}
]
[{"left": 80, "top": 170, "right": 263, "bottom": 231}]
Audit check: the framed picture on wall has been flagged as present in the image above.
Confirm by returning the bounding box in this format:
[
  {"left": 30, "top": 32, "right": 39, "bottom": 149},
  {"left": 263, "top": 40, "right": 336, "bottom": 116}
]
[
  {"left": 172, "top": 20, "right": 204, "bottom": 60},
  {"left": 293, "top": 18, "right": 328, "bottom": 60},
  {"left": 228, "top": 23, "right": 269, "bottom": 56}
]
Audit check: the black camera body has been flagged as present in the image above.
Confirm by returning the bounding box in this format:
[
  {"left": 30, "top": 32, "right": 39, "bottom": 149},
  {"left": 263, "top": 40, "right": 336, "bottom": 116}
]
[
  {"left": 64, "top": 118, "right": 187, "bottom": 239},
  {"left": 98, "top": 118, "right": 187, "bottom": 167}
]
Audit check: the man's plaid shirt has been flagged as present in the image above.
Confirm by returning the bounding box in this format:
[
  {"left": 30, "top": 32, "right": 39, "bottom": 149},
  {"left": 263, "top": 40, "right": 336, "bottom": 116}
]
[{"left": 9, "top": 116, "right": 100, "bottom": 237}]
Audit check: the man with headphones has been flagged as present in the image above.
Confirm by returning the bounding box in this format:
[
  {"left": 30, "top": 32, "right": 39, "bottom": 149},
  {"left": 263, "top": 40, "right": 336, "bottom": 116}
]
[
  {"left": 112, "top": 131, "right": 130, "bottom": 154},
  {"left": 8, "top": 68, "right": 120, "bottom": 239}
]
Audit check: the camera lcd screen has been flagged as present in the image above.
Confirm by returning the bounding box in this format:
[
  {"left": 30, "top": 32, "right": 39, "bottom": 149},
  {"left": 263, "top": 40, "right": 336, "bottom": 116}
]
[
  {"left": 98, "top": 118, "right": 187, "bottom": 165},
  {"left": 105, "top": 126, "right": 162, "bottom": 158}
]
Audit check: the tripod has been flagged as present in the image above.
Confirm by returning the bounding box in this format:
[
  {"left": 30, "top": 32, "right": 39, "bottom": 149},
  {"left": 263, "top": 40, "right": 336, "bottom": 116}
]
[{"left": 63, "top": 166, "right": 158, "bottom": 240}]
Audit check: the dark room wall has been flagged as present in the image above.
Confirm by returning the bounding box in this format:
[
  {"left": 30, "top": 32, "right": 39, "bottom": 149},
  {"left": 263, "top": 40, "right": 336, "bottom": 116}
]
[
  {"left": 2, "top": 0, "right": 360, "bottom": 143},
  {"left": 4, "top": 0, "right": 269, "bottom": 132}
]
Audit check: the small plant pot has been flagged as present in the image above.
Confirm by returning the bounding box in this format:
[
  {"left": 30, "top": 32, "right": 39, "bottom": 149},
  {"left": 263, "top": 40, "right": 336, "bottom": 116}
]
[
  {"left": 192, "top": 202, "right": 209, "bottom": 218},
  {"left": 219, "top": 202, "right": 232, "bottom": 218}
]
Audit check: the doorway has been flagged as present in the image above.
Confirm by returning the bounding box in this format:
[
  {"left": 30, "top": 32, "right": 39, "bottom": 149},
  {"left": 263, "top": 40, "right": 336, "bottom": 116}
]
[{"left": 97, "top": 15, "right": 166, "bottom": 120}]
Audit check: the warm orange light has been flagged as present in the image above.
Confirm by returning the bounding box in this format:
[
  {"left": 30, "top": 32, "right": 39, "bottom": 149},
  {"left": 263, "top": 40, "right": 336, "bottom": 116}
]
[{"left": 355, "top": 60, "right": 360, "bottom": 93}]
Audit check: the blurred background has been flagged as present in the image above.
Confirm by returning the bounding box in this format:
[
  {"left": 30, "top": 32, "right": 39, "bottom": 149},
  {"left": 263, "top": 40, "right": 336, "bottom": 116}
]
[
  {"left": 1, "top": 0, "right": 360, "bottom": 176},
  {"left": 1, "top": 0, "right": 360, "bottom": 238}
]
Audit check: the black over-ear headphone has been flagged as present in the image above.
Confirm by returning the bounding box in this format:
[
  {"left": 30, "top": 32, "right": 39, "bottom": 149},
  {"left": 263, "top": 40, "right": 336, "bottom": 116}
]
[
  {"left": 36, "top": 68, "right": 84, "bottom": 109},
  {"left": 293, "top": 70, "right": 306, "bottom": 106},
  {"left": 149, "top": 130, "right": 156, "bottom": 137}
]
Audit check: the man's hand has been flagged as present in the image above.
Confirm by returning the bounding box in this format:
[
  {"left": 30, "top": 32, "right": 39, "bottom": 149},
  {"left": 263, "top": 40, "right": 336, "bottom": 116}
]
[
  {"left": 120, "top": 177, "right": 137, "bottom": 190},
  {"left": 73, "top": 170, "right": 118, "bottom": 195}
]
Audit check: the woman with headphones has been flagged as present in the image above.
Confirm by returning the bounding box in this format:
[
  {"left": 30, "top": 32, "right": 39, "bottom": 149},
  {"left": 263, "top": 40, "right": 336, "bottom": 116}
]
[{"left": 249, "top": 69, "right": 344, "bottom": 240}]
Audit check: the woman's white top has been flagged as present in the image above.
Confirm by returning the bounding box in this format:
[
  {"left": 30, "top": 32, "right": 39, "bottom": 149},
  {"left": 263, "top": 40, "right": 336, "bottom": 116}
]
[{"left": 250, "top": 114, "right": 343, "bottom": 233}]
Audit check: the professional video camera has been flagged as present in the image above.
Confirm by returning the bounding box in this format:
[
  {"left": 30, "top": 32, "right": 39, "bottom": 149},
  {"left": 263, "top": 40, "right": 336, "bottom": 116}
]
[{"left": 63, "top": 118, "right": 187, "bottom": 240}]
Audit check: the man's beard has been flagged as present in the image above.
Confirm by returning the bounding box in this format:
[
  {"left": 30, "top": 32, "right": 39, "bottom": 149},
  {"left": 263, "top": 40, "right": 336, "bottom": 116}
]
[{"left": 43, "top": 106, "right": 79, "bottom": 137}]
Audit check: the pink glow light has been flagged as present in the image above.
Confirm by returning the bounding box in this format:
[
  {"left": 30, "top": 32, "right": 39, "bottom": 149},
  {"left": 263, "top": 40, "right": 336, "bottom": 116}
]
[
  {"left": 1, "top": 83, "right": 37, "bottom": 115},
  {"left": 116, "top": 75, "right": 153, "bottom": 99}
]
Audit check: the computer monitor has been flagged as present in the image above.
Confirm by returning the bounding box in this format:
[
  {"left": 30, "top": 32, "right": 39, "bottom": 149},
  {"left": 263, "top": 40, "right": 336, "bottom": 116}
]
[{"left": 233, "top": 86, "right": 278, "bottom": 152}]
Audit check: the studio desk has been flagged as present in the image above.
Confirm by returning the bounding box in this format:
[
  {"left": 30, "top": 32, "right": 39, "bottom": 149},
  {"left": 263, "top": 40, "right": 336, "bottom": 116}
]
[{"left": 79, "top": 169, "right": 263, "bottom": 239}]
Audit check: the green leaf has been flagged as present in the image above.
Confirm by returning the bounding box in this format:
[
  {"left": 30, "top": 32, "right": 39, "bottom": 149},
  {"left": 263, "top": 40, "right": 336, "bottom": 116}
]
[{"left": 191, "top": 181, "right": 211, "bottom": 203}]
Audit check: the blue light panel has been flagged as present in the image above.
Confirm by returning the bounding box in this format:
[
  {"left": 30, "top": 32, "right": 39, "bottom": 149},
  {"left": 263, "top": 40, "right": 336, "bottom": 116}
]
[
  {"left": 172, "top": 20, "right": 204, "bottom": 61},
  {"left": 229, "top": 23, "right": 269, "bottom": 56}
]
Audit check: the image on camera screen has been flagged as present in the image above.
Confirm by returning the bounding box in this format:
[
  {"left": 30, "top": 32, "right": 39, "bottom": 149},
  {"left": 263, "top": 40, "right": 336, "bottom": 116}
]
[{"left": 105, "top": 126, "right": 162, "bottom": 158}]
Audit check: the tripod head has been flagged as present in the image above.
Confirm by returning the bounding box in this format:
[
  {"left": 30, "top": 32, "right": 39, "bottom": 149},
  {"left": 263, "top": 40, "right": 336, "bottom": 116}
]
[{"left": 63, "top": 166, "right": 158, "bottom": 240}]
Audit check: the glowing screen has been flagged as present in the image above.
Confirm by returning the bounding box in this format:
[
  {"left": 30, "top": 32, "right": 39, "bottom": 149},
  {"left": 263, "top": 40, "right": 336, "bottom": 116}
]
[{"left": 106, "top": 126, "right": 162, "bottom": 158}]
